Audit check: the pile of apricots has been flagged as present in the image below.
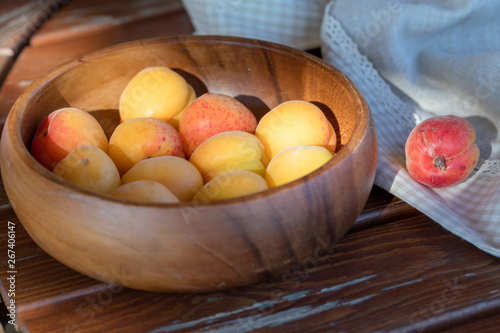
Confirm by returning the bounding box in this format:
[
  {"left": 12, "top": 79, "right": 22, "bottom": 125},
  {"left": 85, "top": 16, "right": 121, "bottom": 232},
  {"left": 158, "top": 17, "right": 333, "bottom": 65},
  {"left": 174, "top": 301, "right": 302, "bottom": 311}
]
[{"left": 30, "top": 66, "right": 337, "bottom": 203}]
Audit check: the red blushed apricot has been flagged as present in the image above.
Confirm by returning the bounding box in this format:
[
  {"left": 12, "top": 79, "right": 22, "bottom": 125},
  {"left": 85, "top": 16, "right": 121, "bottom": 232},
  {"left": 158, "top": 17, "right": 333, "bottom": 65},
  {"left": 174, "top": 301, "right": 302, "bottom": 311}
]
[
  {"left": 178, "top": 93, "right": 257, "bottom": 158},
  {"left": 405, "top": 115, "right": 480, "bottom": 188},
  {"left": 108, "top": 118, "right": 184, "bottom": 175},
  {"left": 31, "top": 107, "right": 108, "bottom": 171}
]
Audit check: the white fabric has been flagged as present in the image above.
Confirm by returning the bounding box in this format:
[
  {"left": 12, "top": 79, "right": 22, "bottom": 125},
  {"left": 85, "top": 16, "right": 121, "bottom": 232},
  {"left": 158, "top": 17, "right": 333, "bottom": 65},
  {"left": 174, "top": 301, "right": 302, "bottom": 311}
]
[
  {"left": 182, "top": 0, "right": 500, "bottom": 257},
  {"left": 321, "top": 0, "right": 500, "bottom": 257},
  {"left": 182, "top": 0, "right": 329, "bottom": 50}
]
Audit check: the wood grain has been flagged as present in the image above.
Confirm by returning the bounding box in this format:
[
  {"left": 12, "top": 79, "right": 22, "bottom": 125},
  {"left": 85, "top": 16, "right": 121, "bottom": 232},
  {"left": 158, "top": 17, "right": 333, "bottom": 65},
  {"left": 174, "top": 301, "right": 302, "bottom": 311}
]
[
  {"left": 0, "top": 55, "right": 15, "bottom": 92},
  {"left": 0, "top": 185, "right": 418, "bottom": 331},
  {"left": 0, "top": 173, "right": 11, "bottom": 214},
  {"left": 349, "top": 185, "right": 421, "bottom": 232},
  {"left": 5, "top": 214, "right": 498, "bottom": 333},
  {"left": 31, "top": 0, "right": 187, "bottom": 47},
  {"left": 441, "top": 314, "right": 500, "bottom": 332},
  {"left": 0, "top": 0, "right": 69, "bottom": 53},
  {"left": 0, "top": 0, "right": 69, "bottom": 90},
  {"left": 0, "top": 185, "right": 409, "bottom": 320}
]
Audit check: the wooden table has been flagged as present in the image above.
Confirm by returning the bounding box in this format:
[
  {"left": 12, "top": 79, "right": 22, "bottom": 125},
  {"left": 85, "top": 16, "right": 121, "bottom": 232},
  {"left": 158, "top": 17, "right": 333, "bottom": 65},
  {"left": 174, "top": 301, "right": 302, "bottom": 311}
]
[{"left": 0, "top": 1, "right": 499, "bottom": 332}]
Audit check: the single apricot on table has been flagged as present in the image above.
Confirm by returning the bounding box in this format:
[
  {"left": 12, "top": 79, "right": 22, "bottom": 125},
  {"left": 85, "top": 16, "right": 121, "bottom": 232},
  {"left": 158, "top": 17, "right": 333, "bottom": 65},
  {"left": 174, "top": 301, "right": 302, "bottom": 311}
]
[
  {"left": 108, "top": 117, "right": 183, "bottom": 175},
  {"left": 31, "top": 107, "right": 108, "bottom": 171},
  {"left": 255, "top": 100, "right": 331, "bottom": 161},
  {"left": 265, "top": 145, "right": 333, "bottom": 188},
  {"left": 53, "top": 145, "right": 121, "bottom": 194},
  {"left": 119, "top": 66, "right": 191, "bottom": 123},
  {"left": 178, "top": 93, "right": 257, "bottom": 158},
  {"left": 121, "top": 156, "right": 203, "bottom": 202},
  {"left": 189, "top": 131, "right": 269, "bottom": 183},
  {"left": 405, "top": 115, "right": 480, "bottom": 188}
]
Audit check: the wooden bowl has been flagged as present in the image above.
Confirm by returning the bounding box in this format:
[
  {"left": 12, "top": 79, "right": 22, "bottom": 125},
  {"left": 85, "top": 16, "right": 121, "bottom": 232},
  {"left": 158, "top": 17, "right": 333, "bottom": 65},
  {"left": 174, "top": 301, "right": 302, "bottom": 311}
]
[{"left": 0, "top": 36, "right": 377, "bottom": 292}]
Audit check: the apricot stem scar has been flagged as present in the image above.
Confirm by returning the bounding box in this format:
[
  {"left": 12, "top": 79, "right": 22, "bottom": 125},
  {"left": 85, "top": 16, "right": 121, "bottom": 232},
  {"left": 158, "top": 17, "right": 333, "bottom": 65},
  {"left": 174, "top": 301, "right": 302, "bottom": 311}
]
[{"left": 433, "top": 157, "right": 446, "bottom": 171}]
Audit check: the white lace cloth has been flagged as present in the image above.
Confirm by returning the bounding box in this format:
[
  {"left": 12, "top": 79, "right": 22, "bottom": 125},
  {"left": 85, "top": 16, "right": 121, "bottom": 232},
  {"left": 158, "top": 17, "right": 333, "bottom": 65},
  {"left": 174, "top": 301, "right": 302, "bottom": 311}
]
[{"left": 183, "top": 0, "right": 500, "bottom": 257}]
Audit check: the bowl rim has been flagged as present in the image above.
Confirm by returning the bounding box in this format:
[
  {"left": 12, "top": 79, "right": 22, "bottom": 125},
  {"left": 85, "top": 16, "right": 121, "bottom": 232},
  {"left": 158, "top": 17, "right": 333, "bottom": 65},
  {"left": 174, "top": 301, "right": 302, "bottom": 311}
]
[{"left": 4, "top": 35, "right": 372, "bottom": 208}]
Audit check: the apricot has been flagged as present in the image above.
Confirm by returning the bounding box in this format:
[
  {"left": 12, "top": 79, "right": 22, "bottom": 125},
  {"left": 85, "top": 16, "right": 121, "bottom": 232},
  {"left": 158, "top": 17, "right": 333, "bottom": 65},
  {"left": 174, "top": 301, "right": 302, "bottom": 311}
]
[
  {"left": 189, "top": 131, "right": 269, "bottom": 183},
  {"left": 119, "top": 66, "right": 191, "bottom": 123},
  {"left": 405, "top": 115, "right": 480, "bottom": 188},
  {"left": 53, "top": 145, "right": 120, "bottom": 194},
  {"left": 167, "top": 84, "right": 196, "bottom": 130},
  {"left": 108, "top": 118, "right": 183, "bottom": 175},
  {"left": 31, "top": 107, "right": 108, "bottom": 171},
  {"left": 326, "top": 122, "right": 337, "bottom": 154},
  {"left": 111, "top": 180, "right": 180, "bottom": 203},
  {"left": 193, "top": 170, "right": 268, "bottom": 202},
  {"left": 265, "top": 145, "right": 333, "bottom": 188},
  {"left": 178, "top": 93, "right": 257, "bottom": 157},
  {"left": 255, "top": 100, "right": 331, "bottom": 161},
  {"left": 121, "top": 156, "right": 203, "bottom": 201}
]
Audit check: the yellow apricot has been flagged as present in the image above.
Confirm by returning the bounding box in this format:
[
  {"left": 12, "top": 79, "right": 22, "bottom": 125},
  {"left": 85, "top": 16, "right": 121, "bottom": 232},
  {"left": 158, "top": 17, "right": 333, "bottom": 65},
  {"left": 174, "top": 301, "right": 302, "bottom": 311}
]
[
  {"left": 255, "top": 100, "right": 331, "bottom": 160},
  {"left": 167, "top": 84, "right": 196, "bottom": 130},
  {"left": 265, "top": 145, "right": 333, "bottom": 188},
  {"left": 189, "top": 131, "right": 269, "bottom": 183},
  {"left": 193, "top": 170, "right": 268, "bottom": 202},
  {"left": 111, "top": 180, "right": 180, "bottom": 203},
  {"left": 121, "top": 156, "right": 203, "bottom": 201},
  {"left": 53, "top": 145, "right": 121, "bottom": 194},
  {"left": 108, "top": 118, "right": 183, "bottom": 175},
  {"left": 119, "top": 66, "right": 190, "bottom": 122}
]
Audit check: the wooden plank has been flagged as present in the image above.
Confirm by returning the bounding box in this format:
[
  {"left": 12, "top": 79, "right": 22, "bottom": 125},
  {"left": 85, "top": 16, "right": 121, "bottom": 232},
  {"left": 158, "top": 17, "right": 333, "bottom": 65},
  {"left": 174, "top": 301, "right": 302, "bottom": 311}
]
[
  {"left": 0, "top": 0, "right": 69, "bottom": 54},
  {"left": 0, "top": 0, "right": 68, "bottom": 112},
  {"left": 0, "top": 185, "right": 414, "bottom": 328},
  {"left": 442, "top": 314, "right": 500, "bottom": 332},
  {"left": 9, "top": 214, "right": 500, "bottom": 333},
  {"left": 0, "top": 55, "right": 15, "bottom": 91},
  {"left": 0, "top": 175, "right": 12, "bottom": 217},
  {"left": 350, "top": 185, "right": 421, "bottom": 232},
  {"left": 30, "top": 0, "right": 187, "bottom": 47},
  {"left": 0, "top": 0, "right": 68, "bottom": 129},
  {"left": 0, "top": 213, "right": 103, "bottom": 304},
  {"left": 0, "top": 296, "right": 8, "bottom": 333}
]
